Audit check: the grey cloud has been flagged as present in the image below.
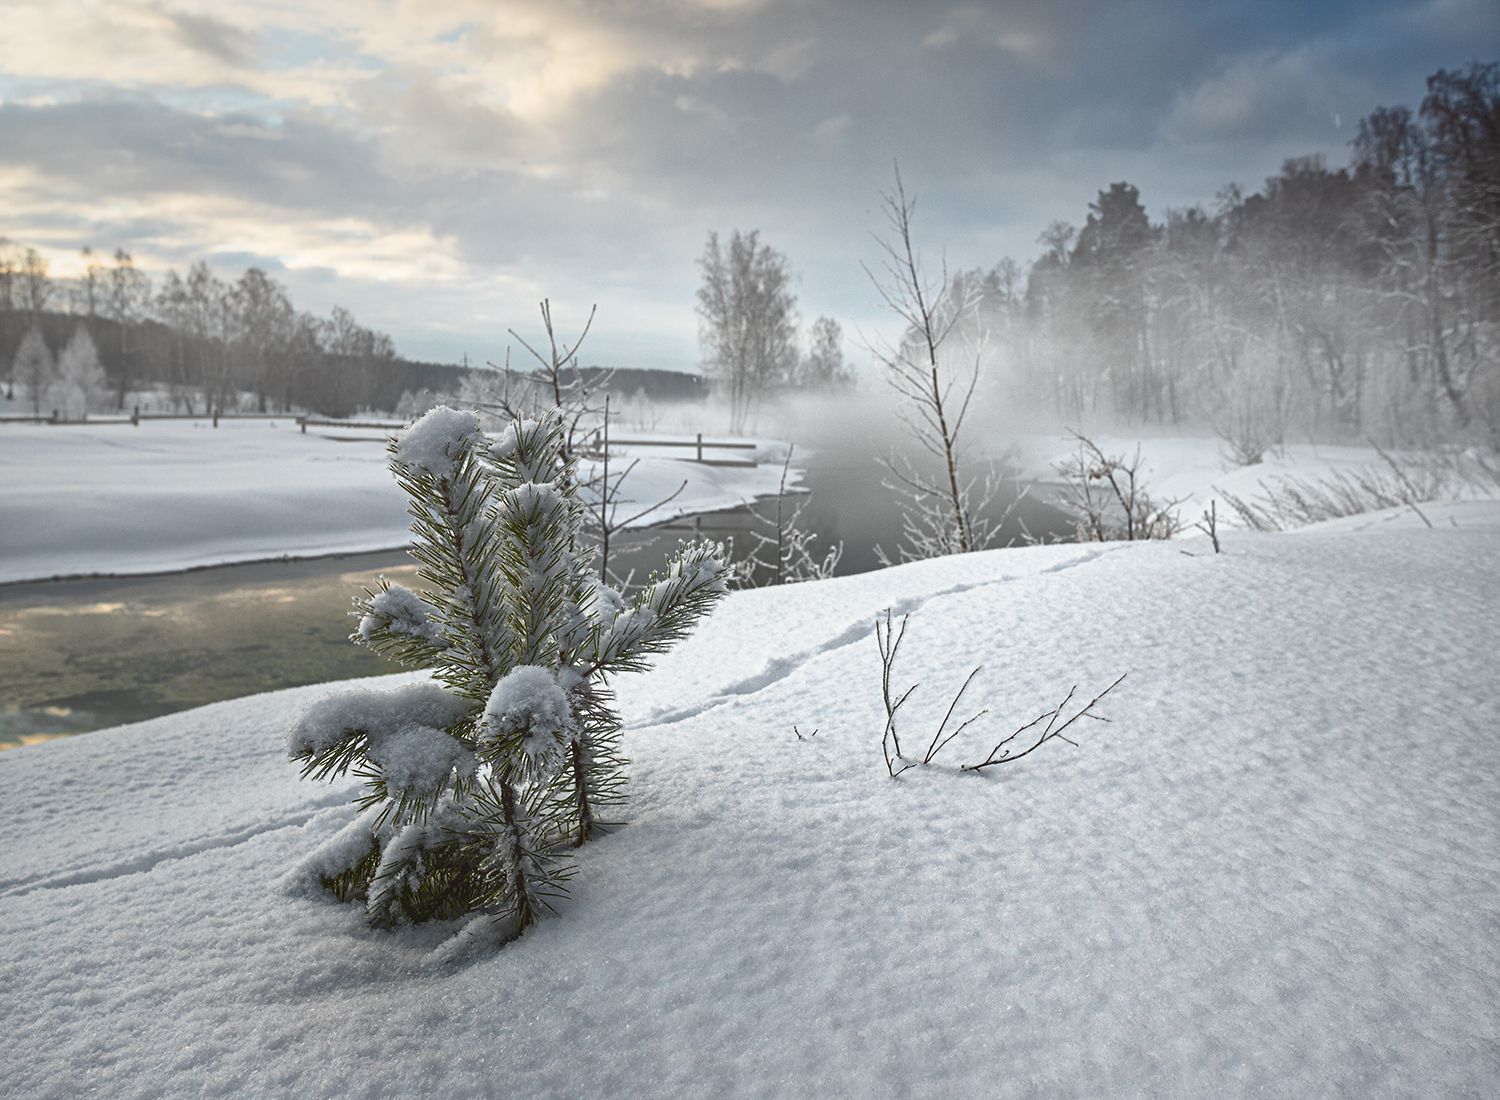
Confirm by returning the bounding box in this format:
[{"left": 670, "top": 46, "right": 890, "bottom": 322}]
[
  {"left": 161, "top": 7, "right": 259, "bottom": 69},
  {"left": 0, "top": 97, "right": 400, "bottom": 216}
]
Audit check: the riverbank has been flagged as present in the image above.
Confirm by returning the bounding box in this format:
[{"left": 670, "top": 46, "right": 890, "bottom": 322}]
[{"left": 0, "top": 418, "right": 795, "bottom": 585}]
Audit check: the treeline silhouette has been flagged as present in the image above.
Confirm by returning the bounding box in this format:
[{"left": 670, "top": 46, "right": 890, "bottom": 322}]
[
  {"left": 0, "top": 253, "right": 467, "bottom": 417},
  {"left": 943, "top": 63, "right": 1499, "bottom": 446}
]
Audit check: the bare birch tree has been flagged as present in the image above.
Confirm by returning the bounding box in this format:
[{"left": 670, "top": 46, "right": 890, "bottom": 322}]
[{"left": 866, "top": 166, "right": 1003, "bottom": 563}]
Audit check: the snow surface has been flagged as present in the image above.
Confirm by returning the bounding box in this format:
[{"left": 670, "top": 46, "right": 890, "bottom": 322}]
[
  {"left": 2, "top": 502, "right": 1498, "bottom": 1097},
  {"left": 0, "top": 419, "right": 795, "bottom": 583}
]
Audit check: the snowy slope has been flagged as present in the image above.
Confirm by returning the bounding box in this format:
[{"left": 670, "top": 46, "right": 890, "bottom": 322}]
[
  {"left": 0, "top": 419, "right": 793, "bottom": 583},
  {"left": 2, "top": 503, "right": 1497, "bottom": 1097}
]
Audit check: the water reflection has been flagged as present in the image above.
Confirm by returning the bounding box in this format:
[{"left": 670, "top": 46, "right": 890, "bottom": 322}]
[{"left": 0, "top": 552, "right": 411, "bottom": 750}]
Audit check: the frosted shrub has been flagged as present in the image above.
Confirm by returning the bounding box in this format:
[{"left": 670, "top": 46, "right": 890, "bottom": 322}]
[
  {"left": 287, "top": 407, "right": 727, "bottom": 945},
  {"left": 1052, "top": 431, "right": 1184, "bottom": 541},
  {"left": 47, "top": 325, "right": 108, "bottom": 420}
]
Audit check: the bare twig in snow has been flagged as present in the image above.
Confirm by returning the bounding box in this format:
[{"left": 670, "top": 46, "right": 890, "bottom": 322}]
[
  {"left": 875, "top": 607, "right": 987, "bottom": 777},
  {"left": 875, "top": 609, "right": 918, "bottom": 777},
  {"left": 1194, "top": 499, "right": 1222, "bottom": 553},
  {"left": 963, "top": 673, "right": 1127, "bottom": 773}
]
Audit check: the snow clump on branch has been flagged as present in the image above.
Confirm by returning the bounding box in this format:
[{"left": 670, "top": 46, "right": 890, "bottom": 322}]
[
  {"left": 394, "top": 405, "right": 486, "bottom": 480},
  {"left": 481, "top": 666, "right": 574, "bottom": 769}
]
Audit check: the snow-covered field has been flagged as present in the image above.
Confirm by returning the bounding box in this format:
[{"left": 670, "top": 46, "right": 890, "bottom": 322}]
[
  {"left": 2, "top": 501, "right": 1496, "bottom": 1097},
  {"left": 0, "top": 419, "right": 793, "bottom": 584}
]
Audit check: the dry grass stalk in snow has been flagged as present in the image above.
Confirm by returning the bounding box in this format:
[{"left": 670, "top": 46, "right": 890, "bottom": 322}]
[
  {"left": 1194, "top": 499, "right": 1223, "bottom": 554},
  {"left": 1217, "top": 445, "right": 1497, "bottom": 531}
]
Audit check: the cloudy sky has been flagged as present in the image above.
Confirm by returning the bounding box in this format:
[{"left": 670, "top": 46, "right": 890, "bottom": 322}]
[{"left": 1, "top": 0, "right": 1495, "bottom": 370}]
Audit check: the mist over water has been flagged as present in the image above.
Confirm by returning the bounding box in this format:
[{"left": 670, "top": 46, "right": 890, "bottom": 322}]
[
  {"left": 0, "top": 390, "right": 1076, "bottom": 746},
  {"left": 741, "top": 389, "right": 1075, "bottom": 568}
]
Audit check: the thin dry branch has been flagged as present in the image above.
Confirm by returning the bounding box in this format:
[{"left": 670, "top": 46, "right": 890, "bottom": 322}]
[
  {"left": 1193, "top": 499, "right": 1223, "bottom": 553},
  {"left": 963, "top": 673, "right": 1127, "bottom": 773},
  {"left": 923, "top": 665, "right": 988, "bottom": 764},
  {"left": 875, "top": 608, "right": 917, "bottom": 777},
  {"left": 875, "top": 608, "right": 991, "bottom": 776}
]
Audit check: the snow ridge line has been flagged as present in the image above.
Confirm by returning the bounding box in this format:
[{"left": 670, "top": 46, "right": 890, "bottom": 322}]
[
  {"left": 632, "top": 545, "right": 1127, "bottom": 731},
  {"left": 0, "top": 793, "right": 354, "bottom": 900}
]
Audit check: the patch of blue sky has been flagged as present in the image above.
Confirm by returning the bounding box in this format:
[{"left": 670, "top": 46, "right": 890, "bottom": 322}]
[
  {"left": 434, "top": 22, "right": 476, "bottom": 46},
  {"left": 261, "top": 26, "right": 379, "bottom": 72}
]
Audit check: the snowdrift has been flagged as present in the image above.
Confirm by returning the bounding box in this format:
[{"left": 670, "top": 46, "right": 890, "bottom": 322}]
[{"left": 2, "top": 504, "right": 1497, "bottom": 1097}]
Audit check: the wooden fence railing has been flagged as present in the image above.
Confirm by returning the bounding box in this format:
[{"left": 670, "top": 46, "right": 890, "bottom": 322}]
[
  {"left": 0, "top": 410, "right": 401, "bottom": 430},
  {"left": 296, "top": 417, "right": 408, "bottom": 433},
  {"left": 0, "top": 409, "right": 291, "bottom": 427},
  {"left": 1, "top": 412, "right": 759, "bottom": 467},
  {"left": 579, "top": 433, "right": 758, "bottom": 467}
]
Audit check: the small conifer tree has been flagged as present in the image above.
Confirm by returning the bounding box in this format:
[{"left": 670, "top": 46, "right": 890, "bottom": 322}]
[{"left": 287, "top": 407, "right": 727, "bottom": 945}]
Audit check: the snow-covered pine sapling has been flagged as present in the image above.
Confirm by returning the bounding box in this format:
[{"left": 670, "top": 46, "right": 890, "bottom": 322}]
[{"left": 286, "top": 406, "right": 728, "bottom": 944}]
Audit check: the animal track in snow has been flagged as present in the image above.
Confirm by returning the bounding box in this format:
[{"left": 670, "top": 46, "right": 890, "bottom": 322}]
[
  {"left": 633, "top": 546, "right": 1127, "bottom": 731},
  {"left": 0, "top": 792, "right": 353, "bottom": 899}
]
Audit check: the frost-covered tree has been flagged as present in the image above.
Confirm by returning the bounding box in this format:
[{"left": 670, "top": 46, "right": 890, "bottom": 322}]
[
  {"left": 697, "top": 230, "right": 799, "bottom": 434},
  {"left": 286, "top": 407, "right": 728, "bottom": 948},
  {"left": 12, "top": 325, "right": 54, "bottom": 416},
  {"left": 47, "top": 325, "right": 108, "bottom": 419},
  {"left": 800, "top": 316, "right": 851, "bottom": 390},
  {"left": 105, "top": 250, "right": 151, "bottom": 410},
  {"left": 394, "top": 387, "right": 443, "bottom": 419}
]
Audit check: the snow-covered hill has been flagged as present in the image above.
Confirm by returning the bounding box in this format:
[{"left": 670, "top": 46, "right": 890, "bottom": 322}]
[{"left": 2, "top": 504, "right": 1497, "bottom": 1097}]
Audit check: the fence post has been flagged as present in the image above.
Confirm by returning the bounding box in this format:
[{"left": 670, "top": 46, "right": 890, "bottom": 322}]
[
  {"left": 131, "top": 405, "right": 140, "bottom": 427},
  {"left": 696, "top": 432, "right": 703, "bottom": 463}
]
